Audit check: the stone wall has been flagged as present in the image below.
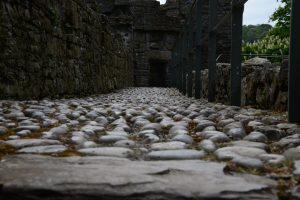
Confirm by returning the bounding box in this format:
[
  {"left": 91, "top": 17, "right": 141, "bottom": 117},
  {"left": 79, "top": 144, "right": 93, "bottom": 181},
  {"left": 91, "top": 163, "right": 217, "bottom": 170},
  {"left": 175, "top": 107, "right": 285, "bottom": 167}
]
[
  {"left": 0, "top": 0, "right": 133, "bottom": 99},
  {"left": 200, "top": 59, "right": 288, "bottom": 111},
  {"left": 97, "top": 0, "right": 232, "bottom": 87},
  {"left": 98, "top": 0, "right": 181, "bottom": 87}
]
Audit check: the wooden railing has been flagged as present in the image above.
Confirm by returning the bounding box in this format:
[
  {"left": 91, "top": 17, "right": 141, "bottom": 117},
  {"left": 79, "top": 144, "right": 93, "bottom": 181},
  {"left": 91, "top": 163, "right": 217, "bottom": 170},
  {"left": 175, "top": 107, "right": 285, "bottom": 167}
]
[{"left": 170, "top": 0, "right": 299, "bottom": 123}]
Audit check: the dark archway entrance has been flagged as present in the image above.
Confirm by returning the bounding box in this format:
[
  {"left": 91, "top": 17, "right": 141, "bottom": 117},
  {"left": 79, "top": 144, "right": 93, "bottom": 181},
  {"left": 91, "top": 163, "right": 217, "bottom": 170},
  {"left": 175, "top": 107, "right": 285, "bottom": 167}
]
[{"left": 149, "top": 62, "right": 167, "bottom": 87}]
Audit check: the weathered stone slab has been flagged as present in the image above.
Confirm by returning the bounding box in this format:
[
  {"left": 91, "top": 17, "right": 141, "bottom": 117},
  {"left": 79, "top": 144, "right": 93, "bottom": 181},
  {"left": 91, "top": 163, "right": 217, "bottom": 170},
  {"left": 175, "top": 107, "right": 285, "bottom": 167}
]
[
  {"left": 0, "top": 155, "right": 277, "bottom": 200},
  {"left": 17, "top": 145, "right": 67, "bottom": 153},
  {"left": 79, "top": 147, "right": 133, "bottom": 158},
  {"left": 5, "top": 139, "right": 62, "bottom": 149},
  {"left": 146, "top": 149, "right": 206, "bottom": 160}
]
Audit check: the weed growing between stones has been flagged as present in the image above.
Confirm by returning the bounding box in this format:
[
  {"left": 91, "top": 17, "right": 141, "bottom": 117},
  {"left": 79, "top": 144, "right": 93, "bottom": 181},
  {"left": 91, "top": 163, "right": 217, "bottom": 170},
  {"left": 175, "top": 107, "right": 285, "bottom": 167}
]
[
  {"left": 224, "top": 161, "right": 264, "bottom": 176},
  {"left": 55, "top": 150, "right": 83, "bottom": 157},
  {"left": 22, "top": 127, "right": 51, "bottom": 139},
  {"left": 0, "top": 143, "right": 16, "bottom": 159},
  {"left": 201, "top": 154, "right": 218, "bottom": 162},
  {"left": 277, "top": 178, "right": 297, "bottom": 200},
  {"left": 270, "top": 144, "right": 285, "bottom": 154},
  {"left": 188, "top": 121, "right": 197, "bottom": 133},
  {"left": 223, "top": 157, "right": 297, "bottom": 200},
  {"left": 0, "top": 129, "right": 15, "bottom": 140}
]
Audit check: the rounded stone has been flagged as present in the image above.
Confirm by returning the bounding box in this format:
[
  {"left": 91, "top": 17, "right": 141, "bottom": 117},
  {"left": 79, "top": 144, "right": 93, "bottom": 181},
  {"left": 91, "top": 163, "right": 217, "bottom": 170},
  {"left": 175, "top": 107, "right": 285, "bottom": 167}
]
[
  {"left": 95, "top": 116, "right": 108, "bottom": 126},
  {"left": 200, "top": 139, "right": 217, "bottom": 153},
  {"left": 146, "top": 149, "right": 206, "bottom": 160},
  {"left": 203, "top": 126, "right": 216, "bottom": 131},
  {"left": 99, "top": 135, "right": 128, "bottom": 143},
  {"left": 71, "top": 136, "right": 87, "bottom": 145},
  {"left": 231, "top": 141, "right": 269, "bottom": 151},
  {"left": 141, "top": 123, "right": 162, "bottom": 133},
  {"left": 244, "top": 131, "right": 268, "bottom": 143},
  {"left": 86, "top": 111, "right": 99, "bottom": 120},
  {"left": 173, "top": 114, "right": 183, "bottom": 121},
  {"left": 215, "top": 146, "right": 267, "bottom": 161},
  {"left": 169, "top": 129, "right": 189, "bottom": 138},
  {"left": 50, "top": 125, "right": 69, "bottom": 139},
  {"left": 274, "top": 134, "right": 300, "bottom": 148},
  {"left": 113, "top": 140, "right": 136, "bottom": 148},
  {"left": 5, "top": 139, "right": 62, "bottom": 149},
  {"left": 223, "top": 122, "right": 243, "bottom": 134},
  {"left": 8, "top": 135, "right": 20, "bottom": 140},
  {"left": 32, "top": 111, "right": 45, "bottom": 119},
  {"left": 143, "top": 134, "right": 160, "bottom": 143},
  {"left": 254, "top": 126, "right": 283, "bottom": 141},
  {"left": 0, "top": 126, "right": 8, "bottom": 135},
  {"left": 284, "top": 147, "right": 300, "bottom": 160},
  {"left": 16, "top": 130, "right": 31, "bottom": 137},
  {"left": 78, "top": 116, "right": 87, "bottom": 122},
  {"left": 150, "top": 141, "right": 187, "bottom": 151},
  {"left": 259, "top": 154, "right": 286, "bottom": 166},
  {"left": 197, "top": 131, "right": 230, "bottom": 143},
  {"left": 17, "top": 145, "right": 67, "bottom": 154},
  {"left": 217, "top": 119, "right": 235, "bottom": 128},
  {"left": 171, "top": 134, "right": 193, "bottom": 144},
  {"left": 107, "top": 131, "right": 128, "bottom": 137},
  {"left": 18, "top": 120, "right": 35, "bottom": 126},
  {"left": 79, "top": 147, "right": 133, "bottom": 158},
  {"left": 226, "top": 128, "right": 246, "bottom": 140},
  {"left": 138, "top": 129, "right": 157, "bottom": 136},
  {"left": 15, "top": 125, "right": 41, "bottom": 132},
  {"left": 247, "top": 121, "right": 264, "bottom": 129},
  {"left": 82, "top": 141, "right": 98, "bottom": 148},
  {"left": 276, "top": 123, "right": 298, "bottom": 130},
  {"left": 195, "top": 120, "right": 216, "bottom": 132},
  {"left": 231, "top": 156, "right": 264, "bottom": 170}
]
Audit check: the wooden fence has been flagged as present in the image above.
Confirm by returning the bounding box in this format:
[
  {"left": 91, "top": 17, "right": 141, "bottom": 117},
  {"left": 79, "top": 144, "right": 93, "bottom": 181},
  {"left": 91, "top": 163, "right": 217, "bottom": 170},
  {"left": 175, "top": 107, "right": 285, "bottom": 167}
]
[{"left": 170, "top": 0, "right": 299, "bottom": 123}]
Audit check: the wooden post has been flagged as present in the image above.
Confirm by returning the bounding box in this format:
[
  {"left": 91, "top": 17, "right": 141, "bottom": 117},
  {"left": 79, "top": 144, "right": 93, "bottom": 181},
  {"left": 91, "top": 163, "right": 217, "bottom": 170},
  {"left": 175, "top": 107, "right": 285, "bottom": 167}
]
[
  {"left": 208, "top": 0, "right": 218, "bottom": 102},
  {"left": 195, "top": 0, "right": 203, "bottom": 99},
  {"left": 182, "top": 30, "right": 188, "bottom": 95},
  {"left": 187, "top": 17, "right": 194, "bottom": 98},
  {"left": 174, "top": 43, "right": 179, "bottom": 89},
  {"left": 288, "top": 0, "right": 300, "bottom": 122},
  {"left": 178, "top": 39, "right": 183, "bottom": 91},
  {"left": 230, "top": 0, "right": 244, "bottom": 106},
  {"left": 171, "top": 48, "right": 177, "bottom": 87}
]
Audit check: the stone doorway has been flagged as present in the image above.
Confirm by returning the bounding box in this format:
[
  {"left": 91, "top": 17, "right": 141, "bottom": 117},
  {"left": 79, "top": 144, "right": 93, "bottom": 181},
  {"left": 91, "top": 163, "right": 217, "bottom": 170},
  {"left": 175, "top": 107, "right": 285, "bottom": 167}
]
[{"left": 149, "top": 62, "right": 167, "bottom": 87}]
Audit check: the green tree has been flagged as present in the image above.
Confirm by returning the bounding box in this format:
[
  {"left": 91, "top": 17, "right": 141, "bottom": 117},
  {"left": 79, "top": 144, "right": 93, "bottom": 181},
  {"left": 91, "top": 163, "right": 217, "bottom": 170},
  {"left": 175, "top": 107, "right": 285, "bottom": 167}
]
[
  {"left": 269, "top": 0, "right": 291, "bottom": 38},
  {"left": 243, "top": 24, "right": 272, "bottom": 43}
]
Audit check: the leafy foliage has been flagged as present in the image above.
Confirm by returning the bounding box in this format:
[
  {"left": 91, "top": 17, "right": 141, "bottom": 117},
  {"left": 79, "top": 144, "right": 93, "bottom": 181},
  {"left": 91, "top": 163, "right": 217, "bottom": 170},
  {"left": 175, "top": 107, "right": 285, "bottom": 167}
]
[
  {"left": 242, "top": 35, "right": 289, "bottom": 62},
  {"left": 269, "top": 0, "right": 291, "bottom": 38},
  {"left": 241, "top": 0, "right": 291, "bottom": 62},
  {"left": 243, "top": 24, "right": 272, "bottom": 43}
]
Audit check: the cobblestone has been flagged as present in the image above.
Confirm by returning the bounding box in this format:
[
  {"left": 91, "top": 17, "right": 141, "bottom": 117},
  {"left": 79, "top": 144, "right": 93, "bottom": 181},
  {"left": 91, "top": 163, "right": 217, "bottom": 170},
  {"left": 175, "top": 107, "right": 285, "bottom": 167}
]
[{"left": 0, "top": 88, "right": 299, "bottom": 199}]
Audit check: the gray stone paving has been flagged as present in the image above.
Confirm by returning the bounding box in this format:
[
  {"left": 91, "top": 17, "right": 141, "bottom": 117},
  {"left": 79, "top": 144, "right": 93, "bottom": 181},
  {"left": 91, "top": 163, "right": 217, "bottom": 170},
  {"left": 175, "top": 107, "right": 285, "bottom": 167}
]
[{"left": 0, "top": 87, "right": 300, "bottom": 199}]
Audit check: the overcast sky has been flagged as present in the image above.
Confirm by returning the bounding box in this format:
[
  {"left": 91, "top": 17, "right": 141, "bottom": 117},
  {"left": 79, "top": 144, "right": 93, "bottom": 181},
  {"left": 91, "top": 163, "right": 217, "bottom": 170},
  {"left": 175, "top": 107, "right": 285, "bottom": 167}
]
[{"left": 157, "top": 0, "right": 282, "bottom": 26}]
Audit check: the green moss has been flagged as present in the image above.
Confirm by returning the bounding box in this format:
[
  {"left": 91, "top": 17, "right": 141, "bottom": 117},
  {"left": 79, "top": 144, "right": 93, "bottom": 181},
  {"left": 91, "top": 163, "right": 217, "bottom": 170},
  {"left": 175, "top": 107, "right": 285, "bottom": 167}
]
[
  {"left": 201, "top": 154, "right": 218, "bottom": 162},
  {"left": 0, "top": 143, "right": 16, "bottom": 159},
  {"left": 191, "top": 135, "right": 202, "bottom": 143},
  {"left": 129, "top": 134, "right": 143, "bottom": 142},
  {"left": 270, "top": 145, "right": 285, "bottom": 154},
  {"left": 277, "top": 178, "right": 297, "bottom": 200},
  {"left": 55, "top": 150, "right": 82, "bottom": 157},
  {"left": 224, "top": 161, "right": 264, "bottom": 176},
  {"left": 0, "top": 129, "right": 15, "bottom": 140},
  {"left": 22, "top": 128, "right": 46, "bottom": 139},
  {"left": 188, "top": 121, "right": 197, "bottom": 133}
]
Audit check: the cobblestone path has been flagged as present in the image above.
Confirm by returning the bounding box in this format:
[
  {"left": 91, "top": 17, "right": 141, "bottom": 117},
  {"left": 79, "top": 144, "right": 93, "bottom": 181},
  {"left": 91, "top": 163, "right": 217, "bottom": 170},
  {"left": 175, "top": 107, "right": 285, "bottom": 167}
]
[{"left": 1, "top": 88, "right": 300, "bottom": 199}]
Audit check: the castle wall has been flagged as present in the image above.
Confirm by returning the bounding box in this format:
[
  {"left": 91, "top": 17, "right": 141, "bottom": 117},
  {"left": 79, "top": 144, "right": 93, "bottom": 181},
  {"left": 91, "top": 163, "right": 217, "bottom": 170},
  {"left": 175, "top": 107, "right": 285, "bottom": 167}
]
[
  {"left": 98, "top": 0, "right": 232, "bottom": 87},
  {"left": 0, "top": 0, "right": 133, "bottom": 99}
]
